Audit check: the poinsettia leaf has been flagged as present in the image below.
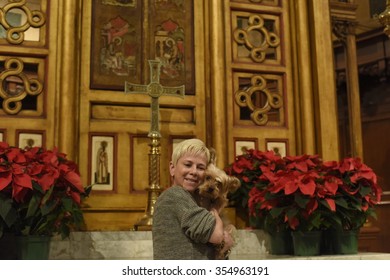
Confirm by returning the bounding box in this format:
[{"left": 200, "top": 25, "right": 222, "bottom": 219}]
[
  {"left": 323, "top": 198, "right": 336, "bottom": 211},
  {"left": 0, "top": 194, "right": 18, "bottom": 227},
  {"left": 0, "top": 172, "right": 12, "bottom": 191},
  {"left": 41, "top": 184, "right": 54, "bottom": 205},
  {"left": 84, "top": 184, "right": 93, "bottom": 197},
  {"left": 269, "top": 207, "right": 284, "bottom": 218},
  {"left": 299, "top": 179, "right": 316, "bottom": 196},
  {"left": 295, "top": 194, "right": 310, "bottom": 209},
  {"left": 62, "top": 197, "right": 73, "bottom": 211},
  {"left": 63, "top": 169, "right": 84, "bottom": 193},
  {"left": 40, "top": 199, "right": 58, "bottom": 216},
  {"left": 26, "top": 193, "right": 41, "bottom": 218},
  {"left": 309, "top": 212, "right": 322, "bottom": 230},
  {"left": 334, "top": 197, "right": 349, "bottom": 209},
  {"left": 359, "top": 183, "right": 372, "bottom": 197}
]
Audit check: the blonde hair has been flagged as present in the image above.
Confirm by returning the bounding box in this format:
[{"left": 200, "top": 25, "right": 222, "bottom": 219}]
[{"left": 171, "top": 138, "right": 211, "bottom": 166}]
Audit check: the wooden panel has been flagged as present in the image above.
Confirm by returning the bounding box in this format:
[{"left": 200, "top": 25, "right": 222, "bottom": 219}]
[
  {"left": 78, "top": 0, "right": 207, "bottom": 230},
  {"left": 91, "top": 104, "right": 194, "bottom": 123},
  {"left": 225, "top": 0, "right": 296, "bottom": 164}
]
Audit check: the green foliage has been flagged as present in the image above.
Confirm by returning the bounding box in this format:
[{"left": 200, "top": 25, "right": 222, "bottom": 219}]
[{"left": 0, "top": 142, "right": 92, "bottom": 239}]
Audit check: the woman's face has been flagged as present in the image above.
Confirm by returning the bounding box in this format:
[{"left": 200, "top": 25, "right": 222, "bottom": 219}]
[{"left": 169, "top": 152, "right": 208, "bottom": 192}]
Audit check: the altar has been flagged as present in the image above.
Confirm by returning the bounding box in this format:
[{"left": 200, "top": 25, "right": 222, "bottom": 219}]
[{"left": 48, "top": 229, "right": 390, "bottom": 260}]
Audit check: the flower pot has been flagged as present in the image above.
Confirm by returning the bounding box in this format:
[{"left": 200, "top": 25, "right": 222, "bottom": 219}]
[
  {"left": 320, "top": 229, "right": 335, "bottom": 255},
  {"left": 0, "top": 233, "right": 18, "bottom": 259},
  {"left": 16, "top": 235, "right": 51, "bottom": 260},
  {"left": 269, "top": 230, "right": 293, "bottom": 255},
  {"left": 332, "top": 229, "right": 359, "bottom": 255},
  {"left": 291, "top": 231, "right": 322, "bottom": 256}
]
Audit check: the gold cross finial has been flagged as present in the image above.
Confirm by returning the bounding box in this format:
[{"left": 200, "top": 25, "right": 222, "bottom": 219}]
[{"left": 125, "top": 60, "right": 185, "bottom": 137}]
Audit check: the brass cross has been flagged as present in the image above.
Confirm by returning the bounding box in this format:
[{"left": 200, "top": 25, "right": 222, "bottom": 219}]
[{"left": 125, "top": 60, "right": 185, "bottom": 137}]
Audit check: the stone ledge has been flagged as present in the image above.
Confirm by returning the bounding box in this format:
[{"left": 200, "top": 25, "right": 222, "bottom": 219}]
[{"left": 47, "top": 229, "right": 390, "bottom": 260}]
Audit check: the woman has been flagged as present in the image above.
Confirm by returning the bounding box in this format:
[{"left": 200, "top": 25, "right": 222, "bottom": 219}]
[{"left": 152, "top": 138, "right": 233, "bottom": 259}]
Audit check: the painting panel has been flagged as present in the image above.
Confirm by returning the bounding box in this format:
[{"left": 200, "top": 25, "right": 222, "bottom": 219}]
[
  {"left": 90, "top": 135, "right": 116, "bottom": 191},
  {"left": 90, "top": 0, "right": 142, "bottom": 90},
  {"left": 0, "top": 129, "right": 5, "bottom": 142},
  {"left": 17, "top": 131, "right": 44, "bottom": 149},
  {"left": 149, "top": 1, "right": 195, "bottom": 94},
  {"left": 266, "top": 139, "right": 288, "bottom": 157},
  {"left": 234, "top": 138, "right": 258, "bottom": 157}
]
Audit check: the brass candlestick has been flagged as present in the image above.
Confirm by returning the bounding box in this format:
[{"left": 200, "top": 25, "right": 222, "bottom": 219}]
[{"left": 125, "top": 60, "right": 185, "bottom": 230}]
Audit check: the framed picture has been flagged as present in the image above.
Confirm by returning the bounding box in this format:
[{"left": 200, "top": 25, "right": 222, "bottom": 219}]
[
  {"left": 0, "top": 129, "right": 5, "bottom": 142},
  {"left": 16, "top": 131, "right": 45, "bottom": 149},
  {"left": 90, "top": 1, "right": 195, "bottom": 94},
  {"left": 266, "top": 139, "right": 288, "bottom": 157},
  {"left": 234, "top": 138, "right": 258, "bottom": 156},
  {"left": 89, "top": 134, "right": 116, "bottom": 191},
  {"left": 90, "top": 1, "right": 142, "bottom": 90}
]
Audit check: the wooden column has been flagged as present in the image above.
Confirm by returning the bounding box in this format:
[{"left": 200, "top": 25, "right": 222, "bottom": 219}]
[
  {"left": 291, "top": 0, "right": 316, "bottom": 155},
  {"left": 56, "top": 0, "right": 81, "bottom": 160},
  {"left": 331, "top": 1, "right": 363, "bottom": 159},
  {"left": 209, "top": 0, "right": 228, "bottom": 166},
  {"left": 309, "top": 0, "right": 340, "bottom": 161}
]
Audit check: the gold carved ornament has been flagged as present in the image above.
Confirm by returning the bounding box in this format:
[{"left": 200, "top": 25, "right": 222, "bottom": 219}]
[
  {"left": 234, "top": 75, "right": 283, "bottom": 126},
  {"left": 378, "top": 0, "right": 390, "bottom": 38},
  {"left": 0, "top": 58, "right": 43, "bottom": 115},
  {"left": 233, "top": 14, "right": 280, "bottom": 63},
  {"left": 0, "top": 0, "right": 46, "bottom": 44}
]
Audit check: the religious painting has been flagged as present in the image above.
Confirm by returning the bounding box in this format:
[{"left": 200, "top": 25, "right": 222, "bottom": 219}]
[
  {"left": 90, "top": 0, "right": 142, "bottom": 90},
  {"left": 234, "top": 138, "right": 258, "bottom": 156},
  {"left": 0, "top": 129, "right": 5, "bottom": 142},
  {"left": 148, "top": 1, "right": 195, "bottom": 94},
  {"left": 16, "top": 131, "right": 44, "bottom": 149},
  {"left": 90, "top": 134, "right": 116, "bottom": 191},
  {"left": 266, "top": 139, "right": 288, "bottom": 158},
  {"left": 90, "top": 1, "right": 195, "bottom": 93}
]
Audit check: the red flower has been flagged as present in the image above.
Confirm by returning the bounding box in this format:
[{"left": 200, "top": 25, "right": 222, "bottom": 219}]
[
  {"left": 226, "top": 148, "right": 382, "bottom": 232},
  {"left": 0, "top": 141, "right": 91, "bottom": 238}
]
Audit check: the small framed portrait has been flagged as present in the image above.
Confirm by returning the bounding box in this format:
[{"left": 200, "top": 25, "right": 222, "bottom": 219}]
[
  {"left": 89, "top": 134, "right": 116, "bottom": 191},
  {"left": 17, "top": 131, "right": 45, "bottom": 149},
  {"left": 266, "top": 139, "right": 288, "bottom": 157},
  {"left": 234, "top": 138, "right": 258, "bottom": 156},
  {"left": 0, "top": 129, "right": 5, "bottom": 142}
]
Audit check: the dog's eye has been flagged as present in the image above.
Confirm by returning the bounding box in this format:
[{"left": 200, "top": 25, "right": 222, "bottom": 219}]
[{"left": 205, "top": 175, "right": 212, "bottom": 181}]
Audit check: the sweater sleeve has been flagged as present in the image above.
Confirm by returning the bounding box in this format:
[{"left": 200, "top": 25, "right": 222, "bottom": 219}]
[{"left": 172, "top": 187, "right": 216, "bottom": 244}]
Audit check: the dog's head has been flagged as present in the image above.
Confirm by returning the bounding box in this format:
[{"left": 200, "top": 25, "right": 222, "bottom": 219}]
[{"left": 198, "top": 163, "right": 241, "bottom": 202}]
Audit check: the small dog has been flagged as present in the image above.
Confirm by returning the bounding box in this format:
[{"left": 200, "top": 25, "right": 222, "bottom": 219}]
[
  {"left": 195, "top": 149, "right": 241, "bottom": 259},
  {"left": 196, "top": 163, "right": 241, "bottom": 212}
]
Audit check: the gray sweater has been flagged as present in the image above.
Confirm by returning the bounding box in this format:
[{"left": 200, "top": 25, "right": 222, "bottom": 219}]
[{"left": 152, "top": 185, "right": 216, "bottom": 259}]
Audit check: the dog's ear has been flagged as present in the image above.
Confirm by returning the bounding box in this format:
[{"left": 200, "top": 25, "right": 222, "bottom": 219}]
[
  {"left": 228, "top": 176, "right": 241, "bottom": 193},
  {"left": 209, "top": 147, "right": 217, "bottom": 165}
]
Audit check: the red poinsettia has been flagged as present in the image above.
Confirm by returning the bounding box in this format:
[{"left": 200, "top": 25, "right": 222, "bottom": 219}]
[
  {"left": 226, "top": 149, "right": 382, "bottom": 232},
  {"left": 0, "top": 142, "right": 91, "bottom": 239}
]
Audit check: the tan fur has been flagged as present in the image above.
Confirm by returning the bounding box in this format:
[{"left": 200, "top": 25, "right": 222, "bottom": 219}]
[{"left": 194, "top": 156, "right": 241, "bottom": 259}]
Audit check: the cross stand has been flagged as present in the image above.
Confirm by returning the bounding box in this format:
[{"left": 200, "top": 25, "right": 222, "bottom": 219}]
[{"left": 125, "top": 60, "right": 185, "bottom": 230}]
